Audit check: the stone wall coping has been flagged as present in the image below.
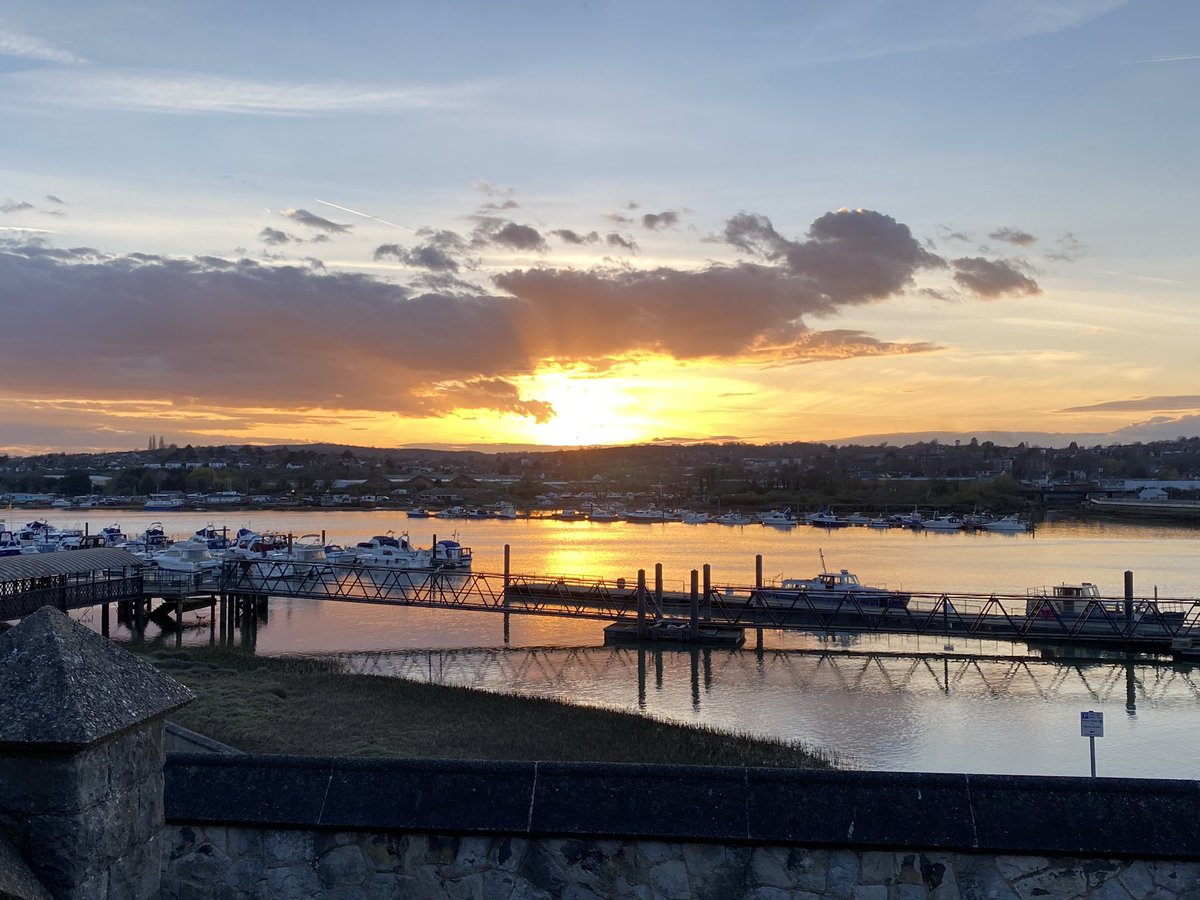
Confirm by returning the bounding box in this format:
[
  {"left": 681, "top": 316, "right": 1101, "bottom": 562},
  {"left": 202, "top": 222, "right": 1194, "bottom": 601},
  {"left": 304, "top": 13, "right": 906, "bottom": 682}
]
[
  {"left": 164, "top": 754, "right": 1200, "bottom": 860},
  {"left": 0, "top": 607, "right": 194, "bottom": 748}
]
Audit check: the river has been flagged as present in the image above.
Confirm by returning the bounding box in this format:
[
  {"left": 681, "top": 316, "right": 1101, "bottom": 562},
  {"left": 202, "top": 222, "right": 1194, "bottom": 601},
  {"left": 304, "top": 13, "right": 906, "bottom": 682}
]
[{"left": 30, "top": 508, "right": 1200, "bottom": 779}]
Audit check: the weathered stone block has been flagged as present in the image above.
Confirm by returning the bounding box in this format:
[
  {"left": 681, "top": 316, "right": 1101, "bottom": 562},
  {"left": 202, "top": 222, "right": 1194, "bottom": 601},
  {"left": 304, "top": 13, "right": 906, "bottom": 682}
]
[
  {"left": 850, "top": 885, "right": 887, "bottom": 900},
  {"left": 521, "top": 842, "right": 568, "bottom": 896},
  {"left": 1012, "top": 863, "right": 1087, "bottom": 899},
  {"left": 361, "top": 833, "right": 403, "bottom": 870},
  {"left": 995, "top": 854, "right": 1049, "bottom": 882},
  {"left": 787, "top": 847, "right": 831, "bottom": 893},
  {"left": 447, "top": 835, "right": 493, "bottom": 877},
  {"left": 957, "top": 859, "right": 1019, "bottom": 900},
  {"left": 365, "top": 872, "right": 414, "bottom": 900},
  {"left": 106, "top": 832, "right": 164, "bottom": 900},
  {"left": 263, "top": 828, "right": 313, "bottom": 866},
  {"left": 859, "top": 851, "right": 896, "bottom": 885},
  {"left": 226, "top": 826, "right": 262, "bottom": 860},
  {"left": 316, "top": 843, "right": 368, "bottom": 887},
  {"left": 265, "top": 862, "right": 323, "bottom": 899},
  {"left": 749, "top": 846, "right": 792, "bottom": 889},
  {"left": 1090, "top": 876, "right": 1136, "bottom": 900},
  {"left": 829, "top": 849, "right": 861, "bottom": 898},
  {"left": 649, "top": 859, "right": 691, "bottom": 899}
]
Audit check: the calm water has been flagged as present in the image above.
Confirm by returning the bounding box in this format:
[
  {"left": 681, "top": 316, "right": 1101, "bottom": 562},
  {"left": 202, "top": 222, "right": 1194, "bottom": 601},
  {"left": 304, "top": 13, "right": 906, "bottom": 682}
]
[{"left": 41, "top": 509, "right": 1200, "bottom": 779}]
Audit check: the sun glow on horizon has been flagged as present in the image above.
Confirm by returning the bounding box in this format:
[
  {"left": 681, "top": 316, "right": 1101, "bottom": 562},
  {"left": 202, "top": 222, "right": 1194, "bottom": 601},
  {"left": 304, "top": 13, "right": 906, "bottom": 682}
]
[{"left": 515, "top": 371, "right": 655, "bottom": 447}]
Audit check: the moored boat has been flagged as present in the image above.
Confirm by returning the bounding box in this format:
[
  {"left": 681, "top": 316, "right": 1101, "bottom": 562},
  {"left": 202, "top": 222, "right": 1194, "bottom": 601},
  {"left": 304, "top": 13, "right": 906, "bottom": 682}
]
[
  {"left": 759, "top": 558, "right": 909, "bottom": 611},
  {"left": 982, "top": 515, "right": 1030, "bottom": 533}
]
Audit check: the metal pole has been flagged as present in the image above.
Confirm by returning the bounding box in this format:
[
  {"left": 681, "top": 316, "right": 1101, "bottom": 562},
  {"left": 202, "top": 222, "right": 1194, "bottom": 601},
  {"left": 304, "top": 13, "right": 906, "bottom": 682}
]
[
  {"left": 755, "top": 554, "right": 763, "bottom": 649},
  {"left": 503, "top": 544, "right": 511, "bottom": 594},
  {"left": 1124, "top": 570, "right": 1134, "bottom": 632},
  {"left": 1090, "top": 736, "right": 1097, "bottom": 778},
  {"left": 637, "top": 569, "right": 647, "bottom": 638},
  {"left": 689, "top": 569, "right": 699, "bottom": 639},
  {"left": 654, "top": 563, "right": 663, "bottom": 622}
]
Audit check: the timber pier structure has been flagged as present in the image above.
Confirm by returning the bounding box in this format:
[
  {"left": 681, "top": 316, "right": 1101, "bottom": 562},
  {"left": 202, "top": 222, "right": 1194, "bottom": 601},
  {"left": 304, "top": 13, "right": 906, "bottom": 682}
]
[{"left": 3, "top": 547, "right": 1200, "bottom": 655}]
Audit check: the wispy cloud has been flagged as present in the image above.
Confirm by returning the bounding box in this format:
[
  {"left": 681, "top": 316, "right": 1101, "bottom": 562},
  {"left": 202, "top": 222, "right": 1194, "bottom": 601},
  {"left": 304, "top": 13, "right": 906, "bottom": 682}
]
[
  {"left": 3, "top": 68, "right": 486, "bottom": 115},
  {"left": 1058, "top": 396, "right": 1200, "bottom": 414},
  {"left": 0, "top": 26, "right": 84, "bottom": 64}
]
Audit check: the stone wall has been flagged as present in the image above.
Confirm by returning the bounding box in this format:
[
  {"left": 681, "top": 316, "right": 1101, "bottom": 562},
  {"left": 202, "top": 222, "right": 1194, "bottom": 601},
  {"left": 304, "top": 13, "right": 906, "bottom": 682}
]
[
  {"left": 0, "top": 724, "right": 167, "bottom": 899},
  {"left": 161, "top": 826, "right": 1200, "bottom": 899},
  {"left": 161, "top": 753, "right": 1200, "bottom": 899}
]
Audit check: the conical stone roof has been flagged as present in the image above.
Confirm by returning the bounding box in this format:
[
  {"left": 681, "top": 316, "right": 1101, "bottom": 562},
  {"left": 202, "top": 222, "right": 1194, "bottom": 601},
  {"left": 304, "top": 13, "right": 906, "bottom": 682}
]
[{"left": 0, "top": 606, "right": 194, "bottom": 748}]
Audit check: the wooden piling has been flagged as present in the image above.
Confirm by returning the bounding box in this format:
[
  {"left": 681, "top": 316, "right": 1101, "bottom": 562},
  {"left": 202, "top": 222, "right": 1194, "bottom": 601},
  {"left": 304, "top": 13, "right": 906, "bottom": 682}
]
[
  {"left": 689, "top": 569, "right": 699, "bottom": 639},
  {"left": 1124, "top": 570, "right": 1134, "bottom": 630},
  {"left": 654, "top": 563, "right": 663, "bottom": 622},
  {"left": 637, "top": 569, "right": 647, "bottom": 638},
  {"left": 702, "top": 564, "right": 712, "bottom": 622},
  {"left": 755, "top": 554, "right": 764, "bottom": 649}
]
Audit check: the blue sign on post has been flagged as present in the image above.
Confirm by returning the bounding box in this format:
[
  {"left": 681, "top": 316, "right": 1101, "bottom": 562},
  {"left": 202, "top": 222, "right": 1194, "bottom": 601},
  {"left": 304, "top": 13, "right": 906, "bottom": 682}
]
[{"left": 1080, "top": 710, "right": 1104, "bottom": 737}]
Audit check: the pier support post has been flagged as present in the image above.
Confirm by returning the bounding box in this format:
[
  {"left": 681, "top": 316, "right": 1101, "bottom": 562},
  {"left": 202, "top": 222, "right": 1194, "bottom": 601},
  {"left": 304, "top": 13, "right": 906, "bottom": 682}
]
[
  {"left": 636, "top": 569, "right": 647, "bottom": 639},
  {"left": 1124, "top": 570, "right": 1134, "bottom": 634},
  {"left": 654, "top": 563, "right": 663, "bottom": 622},
  {"left": 755, "top": 554, "right": 764, "bottom": 650},
  {"left": 101, "top": 602, "right": 110, "bottom": 638},
  {"left": 175, "top": 596, "right": 183, "bottom": 648},
  {"left": 503, "top": 544, "right": 511, "bottom": 595},
  {"left": 702, "top": 564, "right": 712, "bottom": 622},
  {"left": 690, "top": 570, "right": 699, "bottom": 639}
]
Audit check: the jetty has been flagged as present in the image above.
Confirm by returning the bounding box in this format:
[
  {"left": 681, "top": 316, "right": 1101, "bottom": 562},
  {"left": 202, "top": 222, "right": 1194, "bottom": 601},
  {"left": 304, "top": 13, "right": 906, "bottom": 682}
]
[{"left": 4, "top": 547, "right": 1199, "bottom": 655}]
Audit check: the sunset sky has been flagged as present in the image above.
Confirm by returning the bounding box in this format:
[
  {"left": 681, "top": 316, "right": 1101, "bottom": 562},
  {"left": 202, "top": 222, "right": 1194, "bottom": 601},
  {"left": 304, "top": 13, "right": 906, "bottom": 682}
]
[{"left": 2, "top": 1, "right": 1198, "bottom": 455}]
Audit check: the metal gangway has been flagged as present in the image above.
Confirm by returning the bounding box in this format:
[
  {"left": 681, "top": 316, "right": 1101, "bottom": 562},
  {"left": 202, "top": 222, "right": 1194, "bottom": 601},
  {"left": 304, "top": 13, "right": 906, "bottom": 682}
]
[{"left": 212, "top": 556, "right": 1200, "bottom": 651}]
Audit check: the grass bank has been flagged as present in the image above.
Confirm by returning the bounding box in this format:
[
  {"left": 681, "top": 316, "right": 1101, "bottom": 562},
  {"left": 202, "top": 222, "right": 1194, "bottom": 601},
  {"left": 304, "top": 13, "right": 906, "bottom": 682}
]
[{"left": 142, "top": 646, "right": 835, "bottom": 768}]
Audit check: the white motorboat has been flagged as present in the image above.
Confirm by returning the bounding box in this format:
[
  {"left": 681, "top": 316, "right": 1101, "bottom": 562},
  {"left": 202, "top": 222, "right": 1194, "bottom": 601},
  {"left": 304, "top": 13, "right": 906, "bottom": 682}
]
[
  {"left": 758, "top": 509, "right": 798, "bottom": 528},
  {"left": 625, "top": 508, "right": 669, "bottom": 523},
  {"left": 714, "top": 512, "right": 753, "bottom": 526},
  {"left": 152, "top": 540, "right": 220, "bottom": 575},
  {"left": 809, "top": 510, "right": 850, "bottom": 528},
  {"left": 432, "top": 539, "right": 472, "bottom": 570},
  {"left": 921, "top": 515, "right": 964, "bottom": 532},
  {"left": 267, "top": 534, "right": 333, "bottom": 577},
  {"left": 982, "top": 515, "right": 1030, "bottom": 533},
  {"left": 759, "top": 558, "right": 909, "bottom": 611},
  {"left": 680, "top": 511, "right": 711, "bottom": 524},
  {"left": 588, "top": 507, "right": 622, "bottom": 522}
]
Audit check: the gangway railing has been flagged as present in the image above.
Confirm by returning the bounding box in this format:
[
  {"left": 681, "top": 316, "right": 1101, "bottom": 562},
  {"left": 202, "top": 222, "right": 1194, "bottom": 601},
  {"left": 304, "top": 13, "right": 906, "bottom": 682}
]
[{"left": 209, "top": 560, "right": 1200, "bottom": 649}]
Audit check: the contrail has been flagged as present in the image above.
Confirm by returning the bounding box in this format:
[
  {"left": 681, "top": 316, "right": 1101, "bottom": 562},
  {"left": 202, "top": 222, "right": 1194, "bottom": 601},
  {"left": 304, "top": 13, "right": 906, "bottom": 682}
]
[
  {"left": 315, "top": 199, "right": 415, "bottom": 233},
  {"left": 1120, "top": 54, "right": 1200, "bottom": 65}
]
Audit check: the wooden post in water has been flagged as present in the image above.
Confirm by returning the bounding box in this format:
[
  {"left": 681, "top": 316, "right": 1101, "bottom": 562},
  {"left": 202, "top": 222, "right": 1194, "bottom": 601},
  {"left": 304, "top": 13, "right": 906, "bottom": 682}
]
[
  {"left": 175, "top": 595, "right": 183, "bottom": 648},
  {"left": 101, "top": 602, "right": 109, "bottom": 638},
  {"left": 690, "top": 569, "right": 699, "bottom": 639},
  {"left": 755, "top": 554, "right": 764, "bottom": 651},
  {"left": 503, "top": 544, "right": 511, "bottom": 643},
  {"left": 654, "top": 563, "right": 663, "bottom": 622},
  {"left": 702, "top": 564, "right": 712, "bottom": 622},
  {"left": 1124, "top": 570, "right": 1134, "bottom": 633},
  {"left": 503, "top": 544, "right": 511, "bottom": 594},
  {"left": 637, "top": 569, "right": 647, "bottom": 639}
]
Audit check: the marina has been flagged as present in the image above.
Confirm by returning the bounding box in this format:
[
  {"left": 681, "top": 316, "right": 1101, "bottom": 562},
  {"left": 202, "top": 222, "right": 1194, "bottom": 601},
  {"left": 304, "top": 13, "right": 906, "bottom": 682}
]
[{"left": 6, "top": 509, "right": 1200, "bottom": 778}]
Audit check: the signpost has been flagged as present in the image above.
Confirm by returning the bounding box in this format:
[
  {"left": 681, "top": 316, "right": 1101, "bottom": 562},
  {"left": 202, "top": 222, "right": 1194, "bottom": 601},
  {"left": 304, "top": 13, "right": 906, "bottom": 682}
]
[{"left": 1081, "top": 710, "right": 1104, "bottom": 777}]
